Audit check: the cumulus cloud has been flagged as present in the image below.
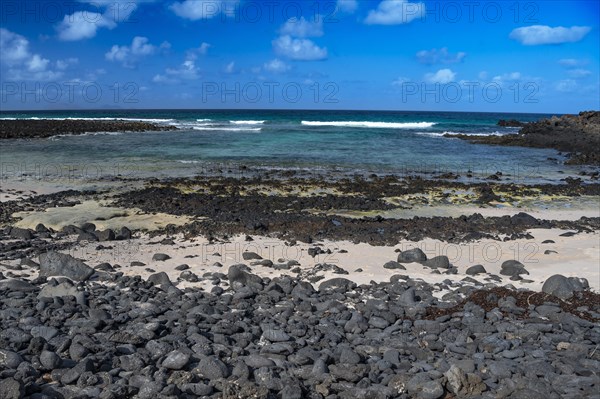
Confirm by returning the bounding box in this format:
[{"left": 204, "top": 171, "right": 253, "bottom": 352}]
[
  {"left": 105, "top": 36, "right": 169, "bottom": 67},
  {"left": 509, "top": 25, "right": 591, "bottom": 45},
  {"left": 0, "top": 28, "right": 62, "bottom": 80},
  {"left": 153, "top": 58, "right": 200, "bottom": 83},
  {"left": 424, "top": 69, "right": 456, "bottom": 84},
  {"left": 365, "top": 0, "right": 425, "bottom": 25},
  {"left": 337, "top": 0, "right": 358, "bottom": 13},
  {"left": 416, "top": 47, "right": 466, "bottom": 65},
  {"left": 280, "top": 16, "right": 324, "bottom": 38},
  {"left": 186, "top": 42, "right": 211, "bottom": 60},
  {"left": 273, "top": 35, "right": 327, "bottom": 61},
  {"left": 55, "top": 1, "right": 150, "bottom": 41},
  {"left": 0, "top": 28, "right": 30, "bottom": 64},
  {"left": 263, "top": 59, "right": 290, "bottom": 73},
  {"left": 56, "top": 11, "right": 117, "bottom": 41},
  {"left": 26, "top": 54, "right": 50, "bottom": 72},
  {"left": 170, "top": 0, "right": 239, "bottom": 20},
  {"left": 56, "top": 57, "right": 79, "bottom": 70}
]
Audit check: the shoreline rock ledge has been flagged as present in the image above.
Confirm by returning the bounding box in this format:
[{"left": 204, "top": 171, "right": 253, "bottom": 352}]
[
  {"left": 0, "top": 119, "right": 177, "bottom": 139},
  {"left": 447, "top": 111, "right": 600, "bottom": 165}
]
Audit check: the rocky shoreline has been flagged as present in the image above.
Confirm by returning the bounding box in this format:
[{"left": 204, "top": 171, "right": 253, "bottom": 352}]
[
  {"left": 0, "top": 120, "right": 177, "bottom": 139},
  {"left": 447, "top": 111, "right": 600, "bottom": 165},
  {"left": 2, "top": 175, "right": 599, "bottom": 253},
  {"left": 0, "top": 246, "right": 598, "bottom": 399},
  {"left": 1, "top": 172, "right": 599, "bottom": 398}
]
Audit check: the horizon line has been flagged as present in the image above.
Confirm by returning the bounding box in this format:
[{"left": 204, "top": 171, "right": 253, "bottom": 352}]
[{"left": 0, "top": 107, "right": 591, "bottom": 116}]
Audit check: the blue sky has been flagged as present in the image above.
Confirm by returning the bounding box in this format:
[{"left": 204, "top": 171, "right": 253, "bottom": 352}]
[{"left": 0, "top": 0, "right": 598, "bottom": 112}]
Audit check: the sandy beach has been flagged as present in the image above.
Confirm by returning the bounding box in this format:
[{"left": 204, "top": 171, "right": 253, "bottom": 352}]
[
  {"left": 1, "top": 0, "right": 600, "bottom": 395},
  {"left": 2, "top": 164, "right": 599, "bottom": 299},
  {"left": 1, "top": 117, "right": 599, "bottom": 399}
]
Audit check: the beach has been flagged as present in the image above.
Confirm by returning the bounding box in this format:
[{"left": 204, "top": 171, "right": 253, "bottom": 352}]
[{"left": 1, "top": 112, "right": 599, "bottom": 398}]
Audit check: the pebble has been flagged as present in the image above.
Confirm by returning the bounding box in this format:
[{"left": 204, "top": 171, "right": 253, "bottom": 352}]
[{"left": 0, "top": 254, "right": 596, "bottom": 399}]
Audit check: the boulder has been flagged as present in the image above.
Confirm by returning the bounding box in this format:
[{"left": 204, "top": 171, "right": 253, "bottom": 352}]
[
  {"left": 383, "top": 261, "right": 406, "bottom": 270},
  {"left": 242, "top": 251, "right": 262, "bottom": 260},
  {"left": 152, "top": 253, "right": 171, "bottom": 262},
  {"left": 227, "top": 265, "right": 263, "bottom": 291},
  {"left": 39, "top": 252, "right": 94, "bottom": 281},
  {"left": 422, "top": 255, "right": 450, "bottom": 269},
  {"left": 500, "top": 260, "right": 529, "bottom": 277},
  {"left": 397, "top": 248, "right": 427, "bottom": 263},
  {"left": 9, "top": 227, "right": 33, "bottom": 240},
  {"left": 466, "top": 265, "right": 487, "bottom": 275},
  {"left": 542, "top": 274, "right": 589, "bottom": 300},
  {"left": 318, "top": 278, "right": 356, "bottom": 292}
]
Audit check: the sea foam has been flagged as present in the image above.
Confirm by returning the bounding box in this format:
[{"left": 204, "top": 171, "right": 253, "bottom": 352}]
[{"left": 301, "top": 121, "right": 436, "bottom": 128}]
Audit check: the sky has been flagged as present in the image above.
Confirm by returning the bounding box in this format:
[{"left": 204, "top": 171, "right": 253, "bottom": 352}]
[{"left": 0, "top": 0, "right": 598, "bottom": 113}]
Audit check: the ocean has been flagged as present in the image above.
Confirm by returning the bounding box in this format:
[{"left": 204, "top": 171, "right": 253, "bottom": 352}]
[{"left": 1, "top": 109, "right": 594, "bottom": 184}]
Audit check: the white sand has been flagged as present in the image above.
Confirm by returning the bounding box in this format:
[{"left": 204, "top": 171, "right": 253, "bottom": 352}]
[{"left": 17, "top": 229, "right": 593, "bottom": 295}]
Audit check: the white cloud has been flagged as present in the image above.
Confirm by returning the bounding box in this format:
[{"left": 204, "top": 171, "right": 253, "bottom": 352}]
[
  {"left": 105, "top": 45, "right": 128, "bottom": 63},
  {"left": 186, "top": 42, "right": 211, "bottom": 60},
  {"left": 98, "top": 1, "right": 138, "bottom": 23},
  {"left": 567, "top": 68, "right": 591, "bottom": 78},
  {"left": 167, "top": 60, "right": 199, "bottom": 79},
  {"left": 105, "top": 36, "right": 168, "bottom": 67},
  {"left": 273, "top": 35, "right": 327, "bottom": 61},
  {"left": 555, "top": 79, "right": 578, "bottom": 92},
  {"left": 153, "top": 58, "right": 200, "bottom": 83},
  {"left": 558, "top": 58, "right": 586, "bottom": 67},
  {"left": 0, "top": 28, "right": 62, "bottom": 81},
  {"left": 170, "top": 0, "right": 239, "bottom": 20},
  {"left": 224, "top": 61, "right": 235, "bottom": 73},
  {"left": 56, "top": 57, "right": 78, "bottom": 70},
  {"left": 151, "top": 74, "right": 171, "bottom": 83},
  {"left": 56, "top": 1, "right": 145, "bottom": 41},
  {"left": 56, "top": 11, "right": 117, "bottom": 41},
  {"left": 0, "top": 28, "right": 30, "bottom": 64},
  {"left": 416, "top": 47, "right": 466, "bottom": 64},
  {"left": 365, "top": 0, "right": 425, "bottom": 25},
  {"left": 478, "top": 71, "right": 488, "bottom": 80},
  {"left": 263, "top": 59, "right": 290, "bottom": 73},
  {"left": 26, "top": 54, "right": 50, "bottom": 72},
  {"left": 280, "top": 16, "right": 324, "bottom": 38},
  {"left": 337, "top": 0, "right": 358, "bottom": 13},
  {"left": 197, "top": 42, "right": 211, "bottom": 54},
  {"left": 509, "top": 25, "right": 591, "bottom": 45},
  {"left": 425, "top": 69, "right": 456, "bottom": 84},
  {"left": 132, "top": 36, "right": 162, "bottom": 55},
  {"left": 492, "top": 72, "right": 522, "bottom": 82}
]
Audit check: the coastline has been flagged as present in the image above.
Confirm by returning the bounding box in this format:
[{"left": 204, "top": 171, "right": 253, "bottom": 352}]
[
  {"left": 0, "top": 119, "right": 177, "bottom": 139},
  {"left": 1, "top": 114, "right": 599, "bottom": 399},
  {"left": 445, "top": 111, "right": 600, "bottom": 165},
  {"left": 2, "top": 171, "right": 598, "bottom": 290}
]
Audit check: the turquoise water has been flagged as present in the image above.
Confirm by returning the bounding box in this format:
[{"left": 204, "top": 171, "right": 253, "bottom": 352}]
[{"left": 1, "top": 110, "right": 595, "bottom": 183}]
